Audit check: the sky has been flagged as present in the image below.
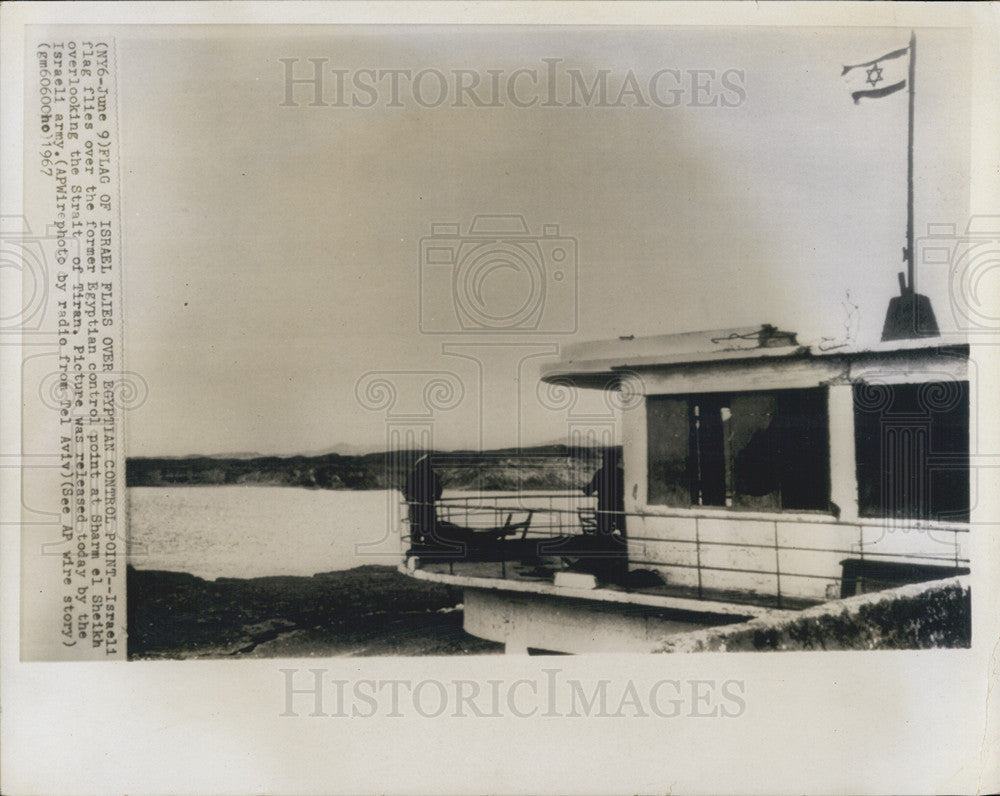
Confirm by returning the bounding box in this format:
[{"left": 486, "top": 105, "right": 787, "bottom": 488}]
[{"left": 118, "top": 25, "right": 971, "bottom": 456}]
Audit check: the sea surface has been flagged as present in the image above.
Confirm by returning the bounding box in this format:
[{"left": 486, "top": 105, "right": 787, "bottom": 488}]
[
  {"left": 128, "top": 486, "right": 410, "bottom": 579},
  {"left": 128, "top": 486, "right": 589, "bottom": 580}
]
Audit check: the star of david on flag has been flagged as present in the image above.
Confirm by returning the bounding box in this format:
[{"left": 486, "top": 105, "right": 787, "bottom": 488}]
[{"left": 842, "top": 45, "right": 909, "bottom": 103}]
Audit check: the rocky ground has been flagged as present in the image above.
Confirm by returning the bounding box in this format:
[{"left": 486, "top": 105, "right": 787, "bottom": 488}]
[{"left": 127, "top": 564, "right": 503, "bottom": 659}]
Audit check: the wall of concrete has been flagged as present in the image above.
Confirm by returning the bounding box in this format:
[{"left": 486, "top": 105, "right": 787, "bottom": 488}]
[
  {"left": 463, "top": 587, "right": 749, "bottom": 654},
  {"left": 624, "top": 512, "right": 967, "bottom": 603},
  {"left": 652, "top": 576, "right": 970, "bottom": 653}
]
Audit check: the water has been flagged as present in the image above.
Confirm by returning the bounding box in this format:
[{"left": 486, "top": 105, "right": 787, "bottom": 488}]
[
  {"left": 127, "top": 486, "right": 593, "bottom": 580},
  {"left": 127, "top": 486, "right": 405, "bottom": 580}
]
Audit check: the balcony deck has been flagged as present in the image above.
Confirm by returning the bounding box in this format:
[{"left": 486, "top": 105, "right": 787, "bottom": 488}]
[
  {"left": 407, "top": 557, "right": 812, "bottom": 616},
  {"left": 403, "top": 492, "right": 970, "bottom": 611}
]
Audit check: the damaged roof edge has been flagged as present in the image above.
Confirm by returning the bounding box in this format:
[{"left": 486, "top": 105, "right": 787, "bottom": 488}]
[{"left": 541, "top": 324, "right": 968, "bottom": 386}]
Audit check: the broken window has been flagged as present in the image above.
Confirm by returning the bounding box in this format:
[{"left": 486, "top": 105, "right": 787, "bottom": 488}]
[
  {"left": 646, "top": 388, "right": 830, "bottom": 511},
  {"left": 853, "top": 381, "right": 969, "bottom": 522},
  {"left": 646, "top": 396, "right": 690, "bottom": 506}
]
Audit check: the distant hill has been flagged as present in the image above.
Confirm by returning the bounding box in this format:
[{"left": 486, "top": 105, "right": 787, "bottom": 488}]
[{"left": 126, "top": 444, "right": 611, "bottom": 492}]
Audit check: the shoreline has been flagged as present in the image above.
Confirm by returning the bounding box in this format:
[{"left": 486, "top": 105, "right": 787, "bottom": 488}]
[
  {"left": 126, "top": 444, "right": 604, "bottom": 492},
  {"left": 127, "top": 564, "right": 503, "bottom": 659}
]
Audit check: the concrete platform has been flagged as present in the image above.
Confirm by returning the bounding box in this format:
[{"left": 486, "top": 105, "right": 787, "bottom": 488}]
[{"left": 402, "top": 559, "right": 801, "bottom": 653}]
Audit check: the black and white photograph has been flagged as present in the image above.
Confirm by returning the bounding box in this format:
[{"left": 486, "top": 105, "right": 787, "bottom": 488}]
[
  {"left": 119, "top": 24, "right": 973, "bottom": 658},
  {"left": 3, "top": 3, "right": 999, "bottom": 795}
]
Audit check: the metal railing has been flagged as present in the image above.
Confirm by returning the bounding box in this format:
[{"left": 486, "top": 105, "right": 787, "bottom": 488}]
[{"left": 401, "top": 492, "right": 970, "bottom": 609}]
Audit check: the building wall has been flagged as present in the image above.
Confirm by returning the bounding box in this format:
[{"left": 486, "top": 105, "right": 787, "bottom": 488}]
[{"left": 619, "top": 352, "right": 969, "bottom": 604}]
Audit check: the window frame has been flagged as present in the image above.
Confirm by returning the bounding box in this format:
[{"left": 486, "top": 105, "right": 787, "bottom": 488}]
[
  {"left": 852, "top": 379, "right": 970, "bottom": 523},
  {"left": 644, "top": 386, "right": 832, "bottom": 516}
]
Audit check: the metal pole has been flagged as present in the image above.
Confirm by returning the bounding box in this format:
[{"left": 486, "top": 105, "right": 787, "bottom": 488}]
[
  {"left": 905, "top": 30, "right": 916, "bottom": 294},
  {"left": 858, "top": 524, "right": 866, "bottom": 596},
  {"left": 773, "top": 521, "right": 782, "bottom": 609},
  {"left": 695, "top": 517, "right": 703, "bottom": 600}
]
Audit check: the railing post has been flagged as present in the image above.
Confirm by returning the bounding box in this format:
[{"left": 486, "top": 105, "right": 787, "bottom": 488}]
[
  {"left": 858, "top": 523, "right": 865, "bottom": 596},
  {"left": 773, "top": 520, "right": 782, "bottom": 609},
  {"left": 695, "top": 517, "right": 703, "bottom": 600}
]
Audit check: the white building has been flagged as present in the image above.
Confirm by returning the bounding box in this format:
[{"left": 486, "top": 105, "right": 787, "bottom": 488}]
[{"left": 402, "top": 325, "right": 971, "bottom": 653}]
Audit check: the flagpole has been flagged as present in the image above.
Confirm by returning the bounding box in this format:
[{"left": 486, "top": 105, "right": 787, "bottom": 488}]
[
  {"left": 880, "top": 30, "right": 938, "bottom": 340},
  {"left": 905, "top": 29, "right": 916, "bottom": 295}
]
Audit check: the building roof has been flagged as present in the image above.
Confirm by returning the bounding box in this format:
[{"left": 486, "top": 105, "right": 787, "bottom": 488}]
[{"left": 541, "top": 324, "right": 969, "bottom": 387}]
